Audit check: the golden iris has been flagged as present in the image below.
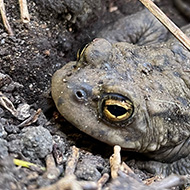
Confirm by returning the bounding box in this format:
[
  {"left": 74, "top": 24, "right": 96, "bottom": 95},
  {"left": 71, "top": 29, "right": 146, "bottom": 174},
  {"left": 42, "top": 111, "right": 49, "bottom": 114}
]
[{"left": 102, "top": 96, "right": 134, "bottom": 122}]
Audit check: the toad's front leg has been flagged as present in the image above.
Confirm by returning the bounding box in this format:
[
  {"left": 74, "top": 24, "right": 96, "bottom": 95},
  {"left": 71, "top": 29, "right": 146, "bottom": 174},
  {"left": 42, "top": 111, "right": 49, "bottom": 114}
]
[{"left": 129, "top": 153, "right": 190, "bottom": 176}]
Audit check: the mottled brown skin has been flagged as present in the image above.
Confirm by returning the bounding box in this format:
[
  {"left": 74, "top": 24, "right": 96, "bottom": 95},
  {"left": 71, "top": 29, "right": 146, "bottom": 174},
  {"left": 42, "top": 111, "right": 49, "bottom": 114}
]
[{"left": 52, "top": 10, "right": 190, "bottom": 176}]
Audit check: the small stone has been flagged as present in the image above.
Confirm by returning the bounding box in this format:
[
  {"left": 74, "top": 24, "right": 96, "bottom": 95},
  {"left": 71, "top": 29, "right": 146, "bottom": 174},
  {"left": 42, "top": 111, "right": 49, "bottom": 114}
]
[
  {"left": 0, "top": 73, "right": 12, "bottom": 88},
  {"left": 0, "top": 123, "right": 7, "bottom": 138},
  {"left": 36, "top": 111, "right": 48, "bottom": 126},
  {"left": 0, "top": 107, "right": 5, "bottom": 117},
  {"left": 17, "top": 103, "right": 31, "bottom": 120},
  {"left": 4, "top": 124, "right": 19, "bottom": 134},
  {"left": 0, "top": 48, "right": 8, "bottom": 56},
  {"left": 21, "top": 126, "right": 53, "bottom": 159},
  {"left": 0, "top": 39, "right": 5, "bottom": 45},
  {"left": 8, "top": 138, "right": 23, "bottom": 153},
  {"left": 0, "top": 139, "right": 8, "bottom": 158},
  {"left": 75, "top": 153, "right": 106, "bottom": 181},
  {"left": 1, "top": 81, "right": 23, "bottom": 92}
]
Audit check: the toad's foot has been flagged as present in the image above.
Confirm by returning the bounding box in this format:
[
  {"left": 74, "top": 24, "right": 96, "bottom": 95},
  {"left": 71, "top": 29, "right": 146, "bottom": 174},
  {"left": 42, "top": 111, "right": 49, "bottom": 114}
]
[{"left": 129, "top": 154, "right": 190, "bottom": 176}]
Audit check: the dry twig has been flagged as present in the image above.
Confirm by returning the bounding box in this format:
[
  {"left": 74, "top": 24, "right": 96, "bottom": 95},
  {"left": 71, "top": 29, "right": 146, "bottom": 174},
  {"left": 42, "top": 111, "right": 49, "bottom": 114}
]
[
  {"left": 144, "top": 175, "right": 163, "bottom": 186},
  {"left": 43, "top": 154, "right": 60, "bottom": 180},
  {"left": 110, "top": 145, "right": 121, "bottom": 179},
  {"left": 121, "top": 161, "right": 134, "bottom": 175},
  {"left": 65, "top": 146, "right": 79, "bottom": 176},
  {"left": 0, "top": 91, "right": 17, "bottom": 117},
  {"left": 139, "top": 0, "right": 190, "bottom": 51},
  {"left": 37, "top": 146, "right": 97, "bottom": 190},
  {"left": 37, "top": 146, "right": 80, "bottom": 190},
  {"left": 17, "top": 108, "right": 42, "bottom": 128},
  {"left": 19, "top": 0, "right": 30, "bottom": 23},
  {"left": 37, "top": 175, "right": 97, "bottom": 190},
  {"left": 97, "top": 173, "right": 109, "bottom": 190},
  {"left": 37, "top": 175, "right": 82, "bottom": 190},
  {"left": 53, "top": 144, "right": 64, "bottom": 165},
  {"left": 0, "top": 0, "right": 14, "bottom": 35}
]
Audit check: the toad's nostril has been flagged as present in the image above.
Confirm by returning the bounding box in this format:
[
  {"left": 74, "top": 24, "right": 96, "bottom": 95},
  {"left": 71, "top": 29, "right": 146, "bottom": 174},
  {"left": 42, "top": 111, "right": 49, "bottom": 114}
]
[
  {"left": 72, "top": 83, "right": 92, "bottom": 102},
  {"left": 76, "top": 90, "right": 84, "bottom": 98},
  {"left": 75, "top": 89, "right": 86, "bottom": 100}
]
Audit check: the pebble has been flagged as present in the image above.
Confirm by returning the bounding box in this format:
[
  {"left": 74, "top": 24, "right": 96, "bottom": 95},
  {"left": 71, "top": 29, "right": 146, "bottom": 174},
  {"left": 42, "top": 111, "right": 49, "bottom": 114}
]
[
  {"left": 17, "top": 103, "right": 31, "bottom": 121},
  {"left": 0, "top": 123, "right": 8, "bottom": 138},
  {"left": 0, "top": 139, "right": 8, "bottom": 158},
  {"left": 21, "top": 125, "right": 53, "bottom": 159}
]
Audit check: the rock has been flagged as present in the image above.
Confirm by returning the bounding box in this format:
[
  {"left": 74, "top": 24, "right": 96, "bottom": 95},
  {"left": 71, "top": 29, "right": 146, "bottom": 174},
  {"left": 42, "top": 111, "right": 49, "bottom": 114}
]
[
  {"left": 0, "top": 123, "right": 7, "bottom": 138},
  {"left": 21, "top": 126, "right": 53, "bottom": 159},
  {"left": 0, "top": 73, "right": 12, "bottom": 88},
  {"left": 0, "top": 139, "right": 8, "bottom": 158},
  {"left": 75, "top": 153, "right": 106, "bottom": 181},
  {"left": 16, "top": 103, "right": 31, "bottom": 121}
]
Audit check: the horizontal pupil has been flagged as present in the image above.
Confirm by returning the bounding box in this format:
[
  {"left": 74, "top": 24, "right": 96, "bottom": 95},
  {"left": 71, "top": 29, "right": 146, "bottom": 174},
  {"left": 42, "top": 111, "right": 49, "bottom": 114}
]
[{"left": 107, "top": 105, "right": 127, "bottom": 117}]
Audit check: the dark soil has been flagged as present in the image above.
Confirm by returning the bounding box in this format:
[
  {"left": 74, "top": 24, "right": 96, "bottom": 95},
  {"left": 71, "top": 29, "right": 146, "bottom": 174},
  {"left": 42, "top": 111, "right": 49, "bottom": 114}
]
[{"left": 0, "top": 0, "right": 189, "bottom": 189}]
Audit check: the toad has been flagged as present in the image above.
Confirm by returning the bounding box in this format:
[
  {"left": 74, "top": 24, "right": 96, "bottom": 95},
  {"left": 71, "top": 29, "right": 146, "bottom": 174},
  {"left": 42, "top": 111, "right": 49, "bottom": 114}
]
[{"left": 51, "top": 9, "right": 190, "bottom": 176}]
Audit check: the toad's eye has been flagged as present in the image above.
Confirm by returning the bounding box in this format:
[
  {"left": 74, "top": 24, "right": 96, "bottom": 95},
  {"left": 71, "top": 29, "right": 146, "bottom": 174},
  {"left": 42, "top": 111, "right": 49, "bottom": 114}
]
[
  {"left": 100, "top": 94, "right": 134, "bottom": 122},
  {"left": 77, "top": 43, "right": 89, "bottom": 61}
]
